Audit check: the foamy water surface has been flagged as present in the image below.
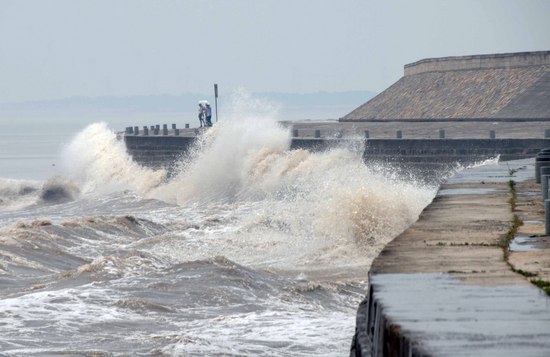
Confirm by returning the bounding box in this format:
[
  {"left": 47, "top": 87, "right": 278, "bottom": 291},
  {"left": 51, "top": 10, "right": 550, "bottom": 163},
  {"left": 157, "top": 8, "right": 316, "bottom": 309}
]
[{"left": 0, "top": 95, "right": 439, "bottom": 356}]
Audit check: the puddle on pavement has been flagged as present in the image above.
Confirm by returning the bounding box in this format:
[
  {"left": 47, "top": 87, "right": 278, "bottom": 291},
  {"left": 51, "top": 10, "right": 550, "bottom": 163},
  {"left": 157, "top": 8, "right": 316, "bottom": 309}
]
[
  {"left": 509, "top": 235, "right": 544, "bottom": 252},
  {"left": 446, "top": 158, "right": 534, "bottom": 184},
  {"left": 517, "top": 191, "right": 540, "bottom": 197},
  {"left": 508, "top": 236, "right": 538, "bottom": 252},
  {"left": 523, "top": 220, "right": 544, "bottom": 224}
]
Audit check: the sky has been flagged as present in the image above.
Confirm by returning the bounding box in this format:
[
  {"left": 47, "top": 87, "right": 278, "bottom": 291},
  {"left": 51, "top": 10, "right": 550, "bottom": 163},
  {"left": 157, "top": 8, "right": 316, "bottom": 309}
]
[{"left": 0, "top": 0, "right": 549, "bottom": 103}]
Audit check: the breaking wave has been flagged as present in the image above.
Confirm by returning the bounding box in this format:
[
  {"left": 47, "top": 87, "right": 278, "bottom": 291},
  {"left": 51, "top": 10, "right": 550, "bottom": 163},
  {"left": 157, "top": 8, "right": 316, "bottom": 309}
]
[
  {"left": 0, "top": 178, "right": 41, "bottom": 210},
  {"left": 1, "top": 90, "right": 439, "bottom": 278},
  {"left": 40, "top": 176, "right": 80, "bottom": 203},
  {"left": 5, "top": 91, "right": 434, "bottom": 276},
  {"left": 60, "top": 121, "right": 166, "bottom": 195},
  {"left": 125, "top": 91, "right": 436, "bottom": 276}
]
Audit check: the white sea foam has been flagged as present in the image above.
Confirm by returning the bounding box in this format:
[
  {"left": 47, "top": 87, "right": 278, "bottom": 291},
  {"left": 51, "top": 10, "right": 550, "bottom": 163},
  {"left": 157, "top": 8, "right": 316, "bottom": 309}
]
[
  {"left": 61, "top": 122, "right": 166, "bottom": 195},
  {"left": 468, "top": 154, "right": 501, "bottom": 168},
  {"left": 162, "top": 309, "right": 355, "bottom": 356},
  {"left": 0, "top": 286, "right": 135, "bottom": 332},
  {"left": 0, "top": 178, "right": 42, "bottom": 211},
  {"left": 150, "top": 89, "right": 289, "bottom": 204}
]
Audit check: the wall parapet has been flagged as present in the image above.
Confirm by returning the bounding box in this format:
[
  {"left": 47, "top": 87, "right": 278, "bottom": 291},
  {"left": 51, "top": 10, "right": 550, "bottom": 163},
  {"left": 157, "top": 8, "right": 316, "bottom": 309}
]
[{"left": 404, "top": 51, "right": 550, "bottom": 76}]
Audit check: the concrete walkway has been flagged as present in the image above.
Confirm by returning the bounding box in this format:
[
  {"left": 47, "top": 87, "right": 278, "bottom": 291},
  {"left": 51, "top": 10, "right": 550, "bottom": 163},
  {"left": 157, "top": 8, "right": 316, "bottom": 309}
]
[
  {"left": 126, "top": 120, "right": 550, "bottom": 140},
  {"left": 289, "top": 120, "right": 550, "bottom": 139},
  {"left": 353, "top": 158, "right": 550, "bottom": 356}
]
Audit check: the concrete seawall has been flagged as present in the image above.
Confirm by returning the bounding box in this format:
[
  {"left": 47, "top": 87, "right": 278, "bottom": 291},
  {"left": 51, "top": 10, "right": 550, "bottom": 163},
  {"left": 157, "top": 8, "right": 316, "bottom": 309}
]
[
  {"left": 350, "top": 158, "right": 550, "bottom": 356},
  {"left": 124, "top": 130, "right": 550, "bottom": 177},
  {"left": 123, "top": 120, "right": 550, "bottom": 172},
  {"left": 124, "top": 135, "right": 195, "bottom": 171}
]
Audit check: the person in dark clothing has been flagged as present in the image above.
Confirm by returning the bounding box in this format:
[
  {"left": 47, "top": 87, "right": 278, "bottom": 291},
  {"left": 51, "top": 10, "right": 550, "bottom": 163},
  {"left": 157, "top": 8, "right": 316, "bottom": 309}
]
[{"left": 205, "top": 103, "right": 213, "bottom": 127}]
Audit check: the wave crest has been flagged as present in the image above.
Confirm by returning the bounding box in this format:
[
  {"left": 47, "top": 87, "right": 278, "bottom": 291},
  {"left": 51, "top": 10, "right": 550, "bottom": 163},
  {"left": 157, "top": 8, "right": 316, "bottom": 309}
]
[
  {"left": 40, "top": 176, "right": 80, "bottom": 203},
  {"left": 61, "top": 122, "right": 166, "bottom": 195}
]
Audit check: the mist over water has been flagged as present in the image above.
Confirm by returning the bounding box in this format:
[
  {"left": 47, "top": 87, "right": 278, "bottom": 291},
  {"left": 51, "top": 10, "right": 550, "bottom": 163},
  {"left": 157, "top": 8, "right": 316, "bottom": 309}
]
[{"left": 0, "top": 92, "right": 439, "bottom": 355}]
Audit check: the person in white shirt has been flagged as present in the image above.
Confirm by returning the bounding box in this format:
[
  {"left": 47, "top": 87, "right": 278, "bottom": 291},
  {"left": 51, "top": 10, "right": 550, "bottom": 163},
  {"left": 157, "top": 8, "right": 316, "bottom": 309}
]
[{"left": 198, "top": 103, "right": 206, "bottom": 127}]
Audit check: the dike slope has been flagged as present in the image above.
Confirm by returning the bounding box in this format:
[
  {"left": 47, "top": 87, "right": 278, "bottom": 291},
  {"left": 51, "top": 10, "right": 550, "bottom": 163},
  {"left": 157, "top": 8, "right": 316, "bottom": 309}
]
[{"left": 343, "top": 51, "right": 550, "bottom": 121}]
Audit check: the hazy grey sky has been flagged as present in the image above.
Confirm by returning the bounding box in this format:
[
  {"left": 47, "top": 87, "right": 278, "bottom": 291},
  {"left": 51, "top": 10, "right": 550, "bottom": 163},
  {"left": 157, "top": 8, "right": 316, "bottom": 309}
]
[{"left": 1, "top": 0, "right": 549, "bottom": 102}]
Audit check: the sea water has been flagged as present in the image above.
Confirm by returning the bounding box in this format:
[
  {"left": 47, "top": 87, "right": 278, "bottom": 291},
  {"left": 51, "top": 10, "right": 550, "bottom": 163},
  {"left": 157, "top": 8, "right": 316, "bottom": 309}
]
[{"left": 0, "top": 97, "right": 439, "bottom": 356}]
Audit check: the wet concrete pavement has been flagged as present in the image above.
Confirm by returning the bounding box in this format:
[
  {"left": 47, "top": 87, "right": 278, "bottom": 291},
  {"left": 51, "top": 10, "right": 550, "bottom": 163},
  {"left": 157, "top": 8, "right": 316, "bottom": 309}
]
[
  {"left": 369, "top": 274, "right": 550, "bottom": 356},
  {"left": 357, "top": 158, "right": 550, "bottom": 356}
]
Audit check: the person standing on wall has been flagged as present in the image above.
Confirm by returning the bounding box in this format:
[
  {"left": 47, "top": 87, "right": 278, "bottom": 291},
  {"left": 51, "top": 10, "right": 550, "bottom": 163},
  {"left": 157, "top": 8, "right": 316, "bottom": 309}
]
[
  {"left": 198, "top": 103, "right": 206, "bottom": 128},
  {"left": 205, "top": 103, "right": 213, "bottom": 127}
]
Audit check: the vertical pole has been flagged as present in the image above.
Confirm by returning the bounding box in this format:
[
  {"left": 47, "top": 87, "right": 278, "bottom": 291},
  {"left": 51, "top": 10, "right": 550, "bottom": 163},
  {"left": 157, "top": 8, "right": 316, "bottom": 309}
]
[
  {"left": 543, "top": 175, "right": 550, "bottom": 201},
  {"left": 214, "top": 83, "right": 219, "bottom": 122},
  {"left": 545, "top": 199, "right": 550, "bottom": 235}
]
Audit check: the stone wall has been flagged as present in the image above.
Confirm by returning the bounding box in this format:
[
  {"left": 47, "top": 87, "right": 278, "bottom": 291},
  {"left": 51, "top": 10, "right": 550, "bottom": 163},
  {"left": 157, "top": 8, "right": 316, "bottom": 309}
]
[
  {"left": 124, "top": 135, "right": 196, "bottom": 173},
  {"left": 342, "top": 51, "right": 550, "bottom": 121},
  {"left": 404, "top": 51, "right": 550, "bottom": 76},
  {"left": 362, "top": 138, "right": 547, "bottom": 162},
  {"left": 125, "top": 135, "right": 550, "bottom": 179}
]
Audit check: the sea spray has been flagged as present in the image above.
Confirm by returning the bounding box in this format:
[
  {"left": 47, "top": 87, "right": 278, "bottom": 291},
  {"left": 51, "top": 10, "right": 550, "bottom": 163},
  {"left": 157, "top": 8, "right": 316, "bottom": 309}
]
[
  {"left": 142, "top": 92, "right": 438, "bottom": 277},
  {"left": 149, "top": 90, "right": 289, "bottom": 204},
  {"left": 61, "top": 122, "right": 166, "bottom": 195}
]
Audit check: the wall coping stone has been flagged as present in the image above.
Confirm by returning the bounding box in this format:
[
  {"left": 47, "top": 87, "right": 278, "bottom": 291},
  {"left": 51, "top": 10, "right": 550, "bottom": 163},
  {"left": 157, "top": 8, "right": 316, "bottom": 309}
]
[{"left": 405, "top": 50, "right": 550, "bottom": 76}]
